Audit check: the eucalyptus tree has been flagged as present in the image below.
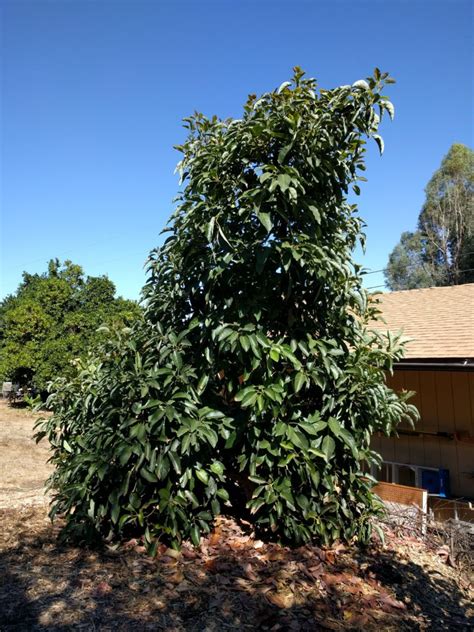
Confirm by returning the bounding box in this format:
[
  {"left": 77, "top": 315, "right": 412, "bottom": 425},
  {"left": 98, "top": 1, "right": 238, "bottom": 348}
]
[
  {"left": 38, "top": 68, "right": 417, "bottom": 549},
  {"left": 385, "top": 143, "right": 474, "bottom": 290}
]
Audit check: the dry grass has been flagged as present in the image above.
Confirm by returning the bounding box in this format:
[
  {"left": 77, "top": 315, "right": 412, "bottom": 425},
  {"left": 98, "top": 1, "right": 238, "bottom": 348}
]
[
  {"left": 0, "top": 400, "right": 52, "bottom": 509},
  {"left": 0, "top": 402, "right": 472, "bottom": 630}
]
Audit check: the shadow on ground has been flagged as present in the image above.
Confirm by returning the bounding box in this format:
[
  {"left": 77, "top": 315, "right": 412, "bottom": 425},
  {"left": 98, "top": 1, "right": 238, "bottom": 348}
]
[{"left": 0, "top": 508, "right": 472, "bottom": 631}]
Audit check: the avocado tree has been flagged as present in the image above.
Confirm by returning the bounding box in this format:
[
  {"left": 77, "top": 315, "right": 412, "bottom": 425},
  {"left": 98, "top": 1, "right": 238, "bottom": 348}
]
[{"left": 38, "top": 68, "right": 417, "bottom": 549}]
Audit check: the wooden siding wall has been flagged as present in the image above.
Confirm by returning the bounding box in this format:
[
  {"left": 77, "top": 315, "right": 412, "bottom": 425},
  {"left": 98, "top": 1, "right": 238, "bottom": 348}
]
[{"left": 371, "top": 370, "right": 474, "bottom": 498}]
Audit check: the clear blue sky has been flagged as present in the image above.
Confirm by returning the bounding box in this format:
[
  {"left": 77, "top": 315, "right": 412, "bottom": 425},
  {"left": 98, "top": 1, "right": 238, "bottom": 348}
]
[{"left": 1, "top": 0, "right": 472, "bottom": 301}]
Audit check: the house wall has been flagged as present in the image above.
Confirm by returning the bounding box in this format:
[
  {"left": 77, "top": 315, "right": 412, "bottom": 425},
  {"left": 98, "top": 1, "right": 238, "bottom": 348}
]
[{"left": 371, "top": 369, "right": 474, "bottom": 499}]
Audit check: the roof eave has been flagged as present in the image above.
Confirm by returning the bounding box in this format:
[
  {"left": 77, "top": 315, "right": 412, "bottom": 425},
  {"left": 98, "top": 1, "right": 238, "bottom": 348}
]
[{"left": 394, "top": 358, "right": 474, "bottom": 372}]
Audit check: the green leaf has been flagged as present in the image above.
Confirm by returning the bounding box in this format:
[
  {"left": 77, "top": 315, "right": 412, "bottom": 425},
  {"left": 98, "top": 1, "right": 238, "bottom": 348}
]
[
  {"left": 322, "top": 435, "right": 336, "bottom": 461},
  {"left": 256, "top": 211, "right": 273, "bottom": 233},
  {"left": 248, "top": 473, "right": 266, "bottom": 484},
  {"left": 234, "top": 386, "right": 254, "bottom": 402},
  {"left": 287, "top": 426, "right": 309, "bottom": 450},
  {"left": 328, "top": 417, "right": 342, "bottom": 437},
  {"left": 248, "top": 498, "right": 266, "bottom": 514},
  {"left": 224, "top": 431, "right": 237, "bottom": 449},
  {"left": 352, "top": 79, "right": 369, "bottom": 90},
  {"left": 168, "top": 451, "right": 182, "bottom": 474},
  {"left": 277, "top": 173, "right": 292, "bottom": 192},
  {"left": 278, "top": 143, "right": 292, "bottom": 164},
  {"left": 269, "top": 348, "right": 280, "bottom": 362},
  {"left": 206, "top": 216, "right": 216, "bottom": 241},
  {"left": 310, "top": 469, "right": 320, "bottom": 488},
  {"left": 297, "top": 494, "right": 309, "bottom": 510},
  {"left": 196, "top": 469, "right": 209, "bottom": 485},
  {"left": 205, "top": 410, "right": 226, "bottom": 419},
  {"left": 201, "top": 426, "right": 219, "bottom": 448},
  {"left": 240, "top": 335, "right": 250, "bottom": 352},
  {"left": 129, "top": 422, "right": 147, "bottom": 443},
  {"left": 184, "top": 490, "right": 199, "bottom": 507},
  {"left": 308, "top": 448, "right": 326, "bottom": 459},
  {"left": 308, "top": 206, "right": 321, "bottom": 223},
  {"left": 299, "top": 420, "right": 327, "bottom": 435},
  {"left": 240, "top": 390, "right": 258, "bottom": 408},
  {"left": 280, "top": 487, "right": 296, "bottom": 509},
  {"left": 197, "top": 374, "right": 209, "bottom": 395},
  {"left": 210, "top": 461, "right": 224, "bottom": 477},
  {"left": 373, "top": 522, "right": 385, "bottom": 545},
  {"left": 294, "top": 372, "right": 306, "bottom": 393},
  {"left": 373, "top": 134, "right": 384, "bottom": 155},
  {"left": 338, "top": 428, "right": 359, "bottom": 458},
  {"left": 384, "top": 101, "right": 395, "bottom": 120},
  {"left": 140, "top": 467, "right": 158, "bottom": 483},
  {"left": 156, "top": 454, "right": 170, "bottom": 480},
  {"left": 277, "top": 80, "right": 292, "bottom": 94},
  {"left": 190, "top": 524, "right": 201, "bottom": 547},
  {"left": 274, "top": 421, "right": 287, "bottom": 436},
  {"left": 111, "top": 503, "right": 121, "bottom": 524},
  {"left": 216, "top": 488, "right": 230, "bottom": 501}
]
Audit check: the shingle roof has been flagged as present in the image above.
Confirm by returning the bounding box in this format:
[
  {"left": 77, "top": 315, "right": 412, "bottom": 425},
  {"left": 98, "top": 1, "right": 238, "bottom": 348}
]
[{"left": 370, "top": 283, "right": 474, "bottom": 359}]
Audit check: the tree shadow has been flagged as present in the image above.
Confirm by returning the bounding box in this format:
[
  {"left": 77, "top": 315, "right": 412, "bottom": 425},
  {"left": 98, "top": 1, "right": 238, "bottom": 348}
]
[
  {"left": 359, "top": 550, "right": 473, "bottom": 631},
  {"left": 7, "top": 400, "right": 28, "bottom": 409},
  {"left": 0, "top": 510, "right": 472, "bottom": 631}
]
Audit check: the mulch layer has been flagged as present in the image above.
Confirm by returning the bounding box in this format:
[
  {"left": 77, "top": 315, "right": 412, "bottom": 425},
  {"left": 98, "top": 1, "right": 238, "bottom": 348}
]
[{"left": 0, "top": 506, "right": 472, "bottom": 631}]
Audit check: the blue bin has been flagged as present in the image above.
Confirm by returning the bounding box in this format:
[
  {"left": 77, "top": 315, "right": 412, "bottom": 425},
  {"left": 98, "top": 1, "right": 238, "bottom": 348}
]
[
  {"left": 421, "top": 468, "right": 450, "bottom": 498},
  {"left": 439, "top": 468, "right": 450, "bottom": 498}
]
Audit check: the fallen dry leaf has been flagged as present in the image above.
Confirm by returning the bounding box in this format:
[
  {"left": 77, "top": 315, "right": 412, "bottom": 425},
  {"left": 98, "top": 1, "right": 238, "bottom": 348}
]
[
  {"left": 378, "top": 594, "right": 407, "bottom": 610},
  {"left": 266, "top": 590, "right": 295, "bottom": 609},
  {"left": 93, "top": 581, "right": 113, "bottom": 597},
  {"left": 243, "top": 563, "right": 258, "bottom": 581},
  {"left": 163, "top": 547, "right": 181, "bottom": 560}
]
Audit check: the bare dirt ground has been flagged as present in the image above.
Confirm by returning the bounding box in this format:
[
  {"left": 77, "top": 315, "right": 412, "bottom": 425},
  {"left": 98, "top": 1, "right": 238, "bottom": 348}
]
[
  {"left": 0, "top": 402, "right": 472, "bottom": 631},
  {"left": 0, "top": 400, "right": 52, "bottom": 509}
]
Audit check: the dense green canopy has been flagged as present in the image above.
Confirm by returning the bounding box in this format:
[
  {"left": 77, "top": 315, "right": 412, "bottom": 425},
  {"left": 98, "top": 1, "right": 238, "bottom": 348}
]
[
  {"left": 38, "top": 69, "right": 417, "bottom": 549},
  {"left": 0, "top": 259, "right": 140, "bottom": 391}
]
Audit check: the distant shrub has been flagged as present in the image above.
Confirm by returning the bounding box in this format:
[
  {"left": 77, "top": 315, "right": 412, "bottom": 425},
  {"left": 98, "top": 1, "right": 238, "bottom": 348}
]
[{"left": 0, "top": 259, "right": 141, "bottom": 392}]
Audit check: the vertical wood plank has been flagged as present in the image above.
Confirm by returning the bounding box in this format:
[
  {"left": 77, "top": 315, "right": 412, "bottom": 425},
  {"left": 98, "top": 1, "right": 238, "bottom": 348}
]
[
  {"left": 421, "top": 436, "right": 441, "bottom": 469},
  {"left": 408, "top": 436, "right": 425, "bottom": 466},
  {"left": 403, "top": 370, "right": 422, "bottom": 429},
  {"left": 378, "top": 436, "right": 396, "bottom": 463},
  {"left": 468, "top": 373, "right": 474, "bottom": 430},
  {"left": 394, "top": 436, "right": 410, "bottom": 463},
  {"left": 438, "top": 440, "right": 461, "bottom": 495},
  {"left": 435, "top": 372, "right": 455, "bottom": 432},
  {"left": 370, "top": 434, "right": 381, "bottom": 452},
  {"left": 451, "top": 372, "right": 472, "bottom": 434},
  {"left": 418, "top": 371, "right": 438, "bottom": 432},
  {"left": 405, "top": 370, "right": 422, "bottom": 409},
  {"left": 388, "top": 371, "right": 404, "bottom": 394}
]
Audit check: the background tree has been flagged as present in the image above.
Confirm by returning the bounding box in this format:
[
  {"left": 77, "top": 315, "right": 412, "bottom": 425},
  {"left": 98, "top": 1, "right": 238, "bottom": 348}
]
[
  {"left": 38, "top": 69, "right": 417, "bottom": 550},
  {"left": 0, "top": 259, "right": 141, "bottom": 391},
  {"left": 385, "top": 143, "right": 474, "bottom": 290}
]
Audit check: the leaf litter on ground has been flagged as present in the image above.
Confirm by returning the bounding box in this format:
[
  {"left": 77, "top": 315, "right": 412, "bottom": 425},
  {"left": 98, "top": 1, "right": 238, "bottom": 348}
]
[{"left": 0, "top": 506, "right": 472, "bottom": 631}]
